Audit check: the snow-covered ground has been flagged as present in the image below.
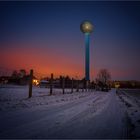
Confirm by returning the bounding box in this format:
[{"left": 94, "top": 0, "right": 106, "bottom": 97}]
[
  {"left": 0, "top": 85, "right": 139, "bottom": 138},
  {"left": 116, "top": 89, "right": 140, "bottom": 138},
  {"left": 0, "top": 85, "right": 87, "bottom": 111}
]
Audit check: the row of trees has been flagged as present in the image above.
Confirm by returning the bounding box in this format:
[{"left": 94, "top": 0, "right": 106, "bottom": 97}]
[
  {"left": 39, "top": 69, "right": 111, "bottom": 91},
  {"left": 0, "top": 68, "right": 112, "bottom": 91},
  {"left": 8, "top": 69, "right": 31, "bottom": 85}
]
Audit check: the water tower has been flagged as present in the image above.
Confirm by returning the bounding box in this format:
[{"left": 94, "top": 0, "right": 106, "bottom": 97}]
[{"left": 80, "top": 21, "right": 93, "bottom": 89}]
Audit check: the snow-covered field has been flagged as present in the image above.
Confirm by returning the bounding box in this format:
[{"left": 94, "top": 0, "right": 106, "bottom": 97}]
[
  {"left": 0, "top": 85, "right": 93, "bottom": 111},
  {"left": 0, "top": 85, "right": 140, "bottom": 139}
]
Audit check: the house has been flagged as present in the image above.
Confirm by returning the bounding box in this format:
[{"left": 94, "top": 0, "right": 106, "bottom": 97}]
[{"left": 39, "top": 80, "right": 49, "bottom": 88}]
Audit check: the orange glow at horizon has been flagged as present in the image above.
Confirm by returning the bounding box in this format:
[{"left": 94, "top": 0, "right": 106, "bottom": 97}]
[
  {"left": 0, "top": 42, "right": 84, "bottom": 79},
  {"left": 0, "top": 42, "right": 135, "bottom": 80}
]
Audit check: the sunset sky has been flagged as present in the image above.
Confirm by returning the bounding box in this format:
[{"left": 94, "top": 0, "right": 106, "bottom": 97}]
[{"left": 0, "top": 1, "right": 140, "bottom": 80}]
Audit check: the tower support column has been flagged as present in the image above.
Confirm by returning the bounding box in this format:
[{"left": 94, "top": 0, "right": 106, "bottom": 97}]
[{"left": 85, "top": 33, "right": 90, "bottom": 81}]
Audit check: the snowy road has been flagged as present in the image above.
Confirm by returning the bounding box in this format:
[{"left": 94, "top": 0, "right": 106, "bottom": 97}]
[{"left": 0, "top": 89, "right": 128, "bottom": 139}]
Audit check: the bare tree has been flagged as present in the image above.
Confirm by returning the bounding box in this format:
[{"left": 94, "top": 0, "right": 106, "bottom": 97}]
[
  {"left": 97, "top": 69, "right": 111, "bottom": 84},
  {"left": 11, "top": 70, "right": 18, "bottom": 79},
  {"left": 19, "top": 69, "right": 26, "bottom": 78}
]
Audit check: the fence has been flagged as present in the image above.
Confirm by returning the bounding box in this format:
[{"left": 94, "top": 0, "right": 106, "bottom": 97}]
[
  {"left": 28, "top": 69, "right": 95, "bottom": 98},
  {"left": 0, "top": 68, "right": 95, "bottom": 98}
]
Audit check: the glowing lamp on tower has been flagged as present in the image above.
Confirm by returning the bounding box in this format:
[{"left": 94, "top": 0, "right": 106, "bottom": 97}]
[{"left": 80, "top": 21, "right": 93, "bottom": 88}]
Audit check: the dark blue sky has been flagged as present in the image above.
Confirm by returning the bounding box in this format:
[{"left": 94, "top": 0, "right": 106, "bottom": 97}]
[{"left": 0, "top": 1, "right": 140, "bottom": 80}]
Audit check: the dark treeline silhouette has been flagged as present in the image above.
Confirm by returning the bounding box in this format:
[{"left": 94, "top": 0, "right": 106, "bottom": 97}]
[
  {"left": 0, "top": 69, "right": 36, "bottom": 85},
  {"left": 0, "top": 69, "right": 111, "bottom": 92},
  {"left": 1, "top": 68, "right": 139, "bottom": 90}
]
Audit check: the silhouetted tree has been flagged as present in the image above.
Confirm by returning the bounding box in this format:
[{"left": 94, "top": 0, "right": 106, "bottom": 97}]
[
  {"left": 11, "top": 70, "right": 18, "bottom": 79},
  {"left": 96, "top": 69, "right": 111, "bottom": 91},
  {"left": 97, "top": 69, "right": 111, "bottom": 85},
  {"left": 10, "top": 69, "right": 29, "bottom": 85},
  {"left": 10, "top": 70, "right": 20, "bottom": 84},
  {"left": 19, "top": 69, "right": 26, "bottom": 78}
]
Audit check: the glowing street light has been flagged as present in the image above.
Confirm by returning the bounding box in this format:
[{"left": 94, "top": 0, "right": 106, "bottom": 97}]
[{"left": 80, "top": 21, "right": 93, "bottom": 89}]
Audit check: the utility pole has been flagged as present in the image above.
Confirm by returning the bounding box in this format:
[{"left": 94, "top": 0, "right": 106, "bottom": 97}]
[
  {"left": 50, "top": 73, "right": 53, "bottom": 95},
  {"left": 71, "top": 78, "right": 74, "bottom": 93},
  {"left": 29, "top": 69, "right": 33, "bottom": 98},
  {"left": 76, "top": 80, "right": 79, "bottom": 92},
  {"left": 62, "top": 76, "right": 65, "bottom": 94}
]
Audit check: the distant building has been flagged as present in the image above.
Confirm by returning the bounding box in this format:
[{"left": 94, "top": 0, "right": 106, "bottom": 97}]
[
  {"left": 39, "top": 80, "right": 49, "bottom": 88},
  {"left": 112, "top": 80, "right": 140, "bottom": 88},
  {"left": 0, "top": 76, "right": 10, "bottom": 84}
]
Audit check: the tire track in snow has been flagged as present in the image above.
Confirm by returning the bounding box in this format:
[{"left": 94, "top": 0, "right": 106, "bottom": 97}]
[
  {"left": 49, "top": 90, "right": 128, "bottom": 139},
  {"left": 0, "top": 92, "right": 107, "bottom": 138}
]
